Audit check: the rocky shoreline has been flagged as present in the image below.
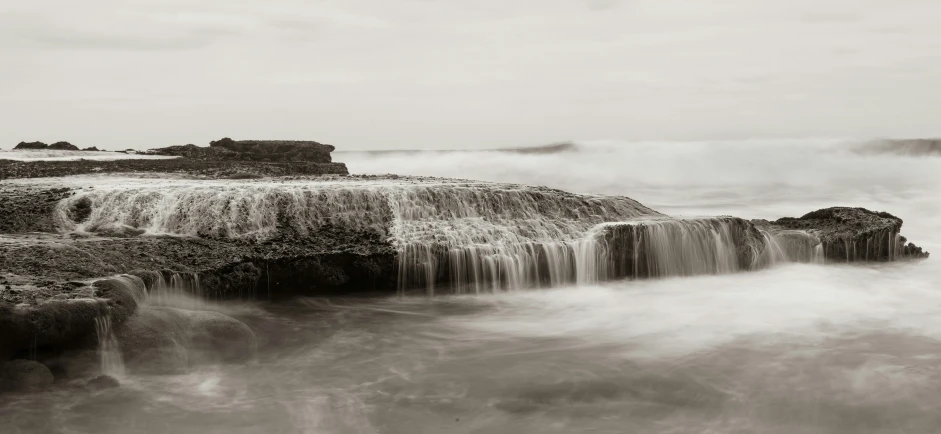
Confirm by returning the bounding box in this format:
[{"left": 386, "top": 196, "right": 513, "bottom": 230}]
[{"left": 0, "top": 140, "right": 930, "bottom": 393}]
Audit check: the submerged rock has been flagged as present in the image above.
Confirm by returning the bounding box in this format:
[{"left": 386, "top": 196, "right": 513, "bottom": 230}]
[
  {"left": 1, "top": 359, "right": 54, "bottom": 392},
  {"left": 115, "top": 307, "right": 190, "bottom": 375},
  {"left": 115, "top": 306, "right": 257, "bottom": 374},
  {"left": 187, "top": 310, "right": 257, "bottom": 364},
  {"left": 86, "top": 374, "right": 120, "bottom": 390}
]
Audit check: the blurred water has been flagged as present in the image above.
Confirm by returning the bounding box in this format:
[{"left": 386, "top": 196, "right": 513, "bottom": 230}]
[{"left": 3, "top": 140, "right": 940, "bottom": 433}]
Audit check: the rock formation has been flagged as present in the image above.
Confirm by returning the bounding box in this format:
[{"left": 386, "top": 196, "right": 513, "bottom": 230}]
[
  {"left": 13, "top": 141, "right": 48, "bottom": 150},
  {"left": 0, "top": 141, "right": 930, "bottom": 392},
  {"left": 148, "top": 137, "right": 335, "bottom": 163},
  {"left": 760, "top": 207, "right": 928, "bottom": 261},
  {"left": 0, "top": 137, "right": 348, "bottom": 180},
  {"left": 48, "top": 142, "right": 79, "bottom": 151},
  {"left": 855, "top": 139, "right": 941, "bottom": 156},
  {"left": 11, "top": 141, "right": 80, "bottom": 151}
]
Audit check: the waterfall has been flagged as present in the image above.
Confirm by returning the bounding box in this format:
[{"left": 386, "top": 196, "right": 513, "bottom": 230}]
[
  {"left": 760, "top": 230, "right": 825, "bottom": 265},
  {"left": 148, "top": 272, "right": 203, "bottom": 307},
  {"left": 56, "top": 178, "right": 843, "bottom": 295},
  {"left": 94, "top": 315, "right": 125, "bottom": 377},
  {"left": 595, "top": 217, "right": 764, "bottom": 280}
]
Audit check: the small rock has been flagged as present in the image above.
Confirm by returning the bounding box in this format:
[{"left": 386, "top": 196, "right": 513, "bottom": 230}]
[{"left": 86, "top": 375, "right": 120, "bottom": 390}]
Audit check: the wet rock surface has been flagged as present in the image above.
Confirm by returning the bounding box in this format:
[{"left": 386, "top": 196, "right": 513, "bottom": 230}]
[
  {"left": 0, "top": 159, "right": 348, "bottom": 180},
  {"left": 0, "top": 148, "right": 931, "bottom": 371},
  {"left": 766, "top": 207, "right": 929, "bottom": 261}
]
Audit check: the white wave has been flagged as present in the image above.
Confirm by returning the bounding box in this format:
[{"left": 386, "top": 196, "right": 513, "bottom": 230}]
[{"left": 0, "top": 149, "right": 179, "bottom": 161}]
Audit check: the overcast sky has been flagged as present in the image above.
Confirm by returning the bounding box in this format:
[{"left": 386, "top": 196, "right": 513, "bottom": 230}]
[{"left": 2, "top": 0, "right": 941, "bottom": 151}]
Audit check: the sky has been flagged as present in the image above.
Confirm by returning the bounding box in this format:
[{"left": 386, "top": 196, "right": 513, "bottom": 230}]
[{"left": 2, "top": 0, "right": 941, "bottom": 151}]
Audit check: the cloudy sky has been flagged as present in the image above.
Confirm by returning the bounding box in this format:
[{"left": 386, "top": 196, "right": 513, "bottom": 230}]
[{"left": 2, "top": 0, "right": 941, "bottom": 150}]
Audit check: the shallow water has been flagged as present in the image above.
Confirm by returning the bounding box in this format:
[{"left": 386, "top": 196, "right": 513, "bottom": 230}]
[{"left": 4, "top": 140, "right": 941, "bottom": 433}]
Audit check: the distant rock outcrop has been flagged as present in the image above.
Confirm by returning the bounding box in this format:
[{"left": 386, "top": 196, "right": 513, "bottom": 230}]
[
  {"left": 12, "top": 141, "right": 80, "bottom": 151},
  {"left": 855, "top": 139, "right": 941, "bottom": 156},
  {"left": 48, "top": 141, "right": 79, "bottom": 151},
  {"left": 13, "top": 141, "right": 48, "bottom": 150},
  {"left": 149, "top": 137, "right": 335, "bottom": 163},
  {"left": 81, "top": 146, "right": 100, "bottom": 152}
]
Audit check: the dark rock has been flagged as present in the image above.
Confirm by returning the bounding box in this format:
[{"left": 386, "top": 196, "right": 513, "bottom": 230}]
[
  {"left": 1, "top": 359, "right": 54, "bottom": 392},
  {"left": 82, "top": 147, "right": 100, "bottom": 152},
  {"left": 148, "top": 137, "right": 336, "bottom": 163},
  {"left": 13, "top": 141, "right": 48, "bottom": 150},
  {"left": 86, "top": 375, "right": 120, "bottom": 390},
  {"left": 66, "top": 197, "right": 93, "bottom": 224},
  {"left": 53, "top": 349, "right": 100, "bottom": 379},
  {"left": 48, "top": 142, "right": 79, "bottom": 151},
  {"left": 0, "top": 158, "right": 349, "bottom": 180},
  {"left": 768, "top": 207, "right": 928, "bottom": 261}
]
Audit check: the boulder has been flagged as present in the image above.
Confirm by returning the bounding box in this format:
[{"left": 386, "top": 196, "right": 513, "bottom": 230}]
[
  {"left": 115, "top": 307, "right": 189, "bottom": 375},
  {"left": 1, "top": 359, "right": 54, "bottom": 392},
  {"left": 82, "top": 147, "right": 100, "bottom": 152},
  {"left": 187, "top": 310, "right": 257, "bottom": 364}
]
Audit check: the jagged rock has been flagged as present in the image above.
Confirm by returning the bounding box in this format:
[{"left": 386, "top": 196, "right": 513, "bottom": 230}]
[
  {"left": 1, "top": 359, "right": 54, "bottom": 392},
  {"left": 48, "top": 142, "right": 79, "bottom": 151},
  {"left": 769, "top": 207, "right": 929, "bottom": 261},
  {"left": 148, "top": 137, "right": 336, "bottom": 163},
  {"left": 81, "top": 147, "right": 100, "bottom": 152},
  {"left": 13, "top": 141, "right": 48, "bottom": 150}
]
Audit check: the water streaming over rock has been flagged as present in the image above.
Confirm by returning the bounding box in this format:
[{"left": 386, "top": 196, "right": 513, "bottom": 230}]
[
  {"left": 94, "top": 315, "right": 125, "bottom": 377},
  {"left": 54, "top": 177, "right": 842, "bottom": 295}
]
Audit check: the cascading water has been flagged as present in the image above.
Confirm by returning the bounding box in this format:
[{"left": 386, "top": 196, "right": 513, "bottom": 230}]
[
  {"left": 94, "top": 315, "right": 125, "bottom": 377},
  {"left": 147, "top": 272, "right": 204, "bottom": 308},
  {"left": 760, "top": 230, "right": 825, "bottom": 265},
  {"left": 54, "top": 176, "right": 837, "bottom": 295}
]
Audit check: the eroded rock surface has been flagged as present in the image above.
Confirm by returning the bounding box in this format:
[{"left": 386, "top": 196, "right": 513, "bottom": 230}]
[{"left": 763, "top": 207, "right": 929, "bottom": 261}]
